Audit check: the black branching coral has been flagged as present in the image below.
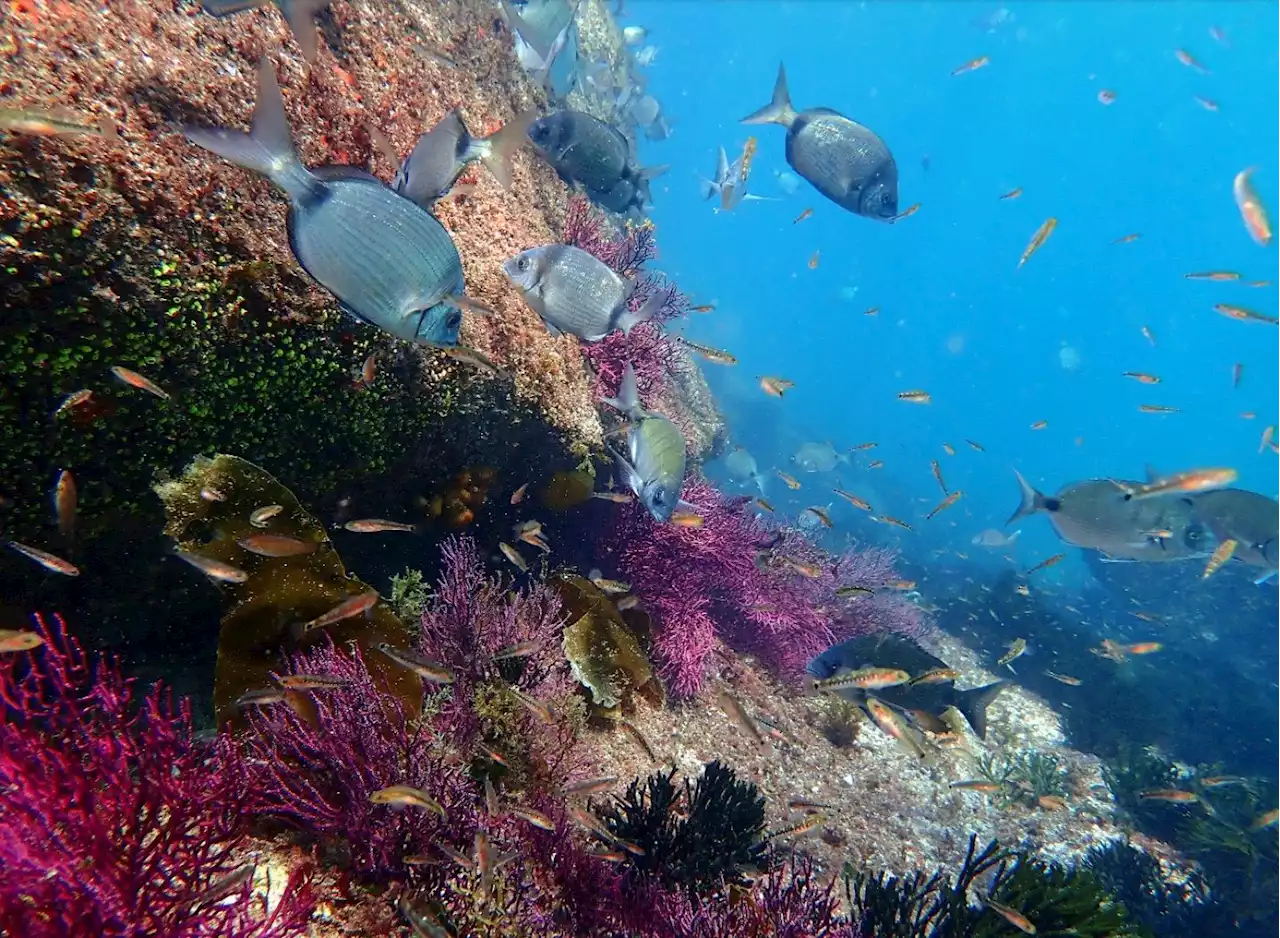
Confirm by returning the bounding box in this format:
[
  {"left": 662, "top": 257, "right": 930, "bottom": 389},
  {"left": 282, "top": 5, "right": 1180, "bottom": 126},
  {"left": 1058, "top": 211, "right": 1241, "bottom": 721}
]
[{"left": 596, "top": 760, "right": 767, "bottom": 895}]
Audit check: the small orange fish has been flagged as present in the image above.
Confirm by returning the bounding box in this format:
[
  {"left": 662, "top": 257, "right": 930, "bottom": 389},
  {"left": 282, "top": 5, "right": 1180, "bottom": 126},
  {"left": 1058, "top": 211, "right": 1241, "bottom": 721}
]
[
  {"left": 1261, "top": 425, "right": 1275, "bottom": 453},
  {"left": 793, "top": 207, "right": 813, "bottom": 224},
  {"left": 690, "top": 303, "right": 716, "bottom": 313},
  {"left": 767, "top": 814, "right": 826, "bottom": 839},
  {"left": 510, "top": 482, "right": 529, "bottom": 505},
  {"left": 833, "top": 488, "right": 871, "bottom": 511},
  {"left": 815, "top": 667, "right": 911, "bottom": 692},
  {"left": 1193, "top": 95, "right": 1218, "bottom": 111},
  {"left": 508, "top": 687, "right": 555, "bottom": 726},
  {"left": 1250, "top": 808, "right": 1280, "bottom": 830},
  {"left": 1175, "top": 48, "right": 1209, "bottom": 73},
  {"left": 1097, "top": 89, "right": 1117, "bottom": 105},
  {"left": 965, "top": 439, "right": 985, "bottom": 452},
  {"left": 886, "top": 579, "right": 916, "bottom": 590},
  {"left": 1185, "top": 270, "right": 1240, "bottom": 281},
  {"left": 1018, "top": 218, "right": 1057, "bottom": 268},
  {"left": 925, "top": 491, "right": 963, "bottom": 520},
  {"left": 1125, "top": 642, "right": 1163, "bottom": 655},
  {"left": 1138, "top": 404, "right": 1180, "bottom": 414},
  {"left": 1214, "top": 303, "right": 1278, "bottom": 326},
  {"left": 1125, "top": 467, "right": 1237, "bottom": 499},
  {"left": 0, "top": 629, "right": 46, "bottom": 654},
  {"left": 357, "top": 352, "right": 377, "bottom": 387},
  {"left": 759, "top": 376, "right": 795, "bottom": 397},
  {"left": 775, "top": 470, "right": 801, "bottom": 490},
  {"left": 930, "top": 460, "right": 947, "bottom": 494},
  {"left": 754, "top": 498, "right": 774, "bottom": 512},
  {"left": 303, "top": 590, "right": 379, "bottom": 632},
  {"left": 850, "top": 442, "right": 879, "bottom": 451},
  {"left": 807, "top": 250, "right": 820, "bottom": 269},
  {"left": 1038, "top": 795, "right": 1068, "bottom": 811},
  {"left": 237, "top": 534, "right": 317, "bottom": 557},
  {"left": 110, "top": 365, "right": 170, "bottom": 400},
  {"left": 1202, "top": 539, "right": 1237, "bottom": 579},
  {"left": 370, "top": 785, "right": 446, "bottom": 816},
  {"left": 942, "top": 443, "right": 955, "bottom": 456},
  {"left": 1248, "top": 280, "right": 1272, "bottom": 288},
  {"left": 951, "top": 55, "right": 990, "bottom": 76},
  {"left": 344, "top": 518, "right": 416, "bottom": 533},
  {"left": 670, "top": 510, "right": 704, "bottom": 527},
  {"left": 1139, "top": 788, "right": 1198, "bottom": 802},
  {"left": 1241, "top": 411, "right": 1257, "bottom": 420},
  {"left": 1122, "top": 372, "right": 1160, "bottom": 385},
  {"left": 778, "top": 555, "right": 824, "bottom": 578},
  {"left": 5, "top": 540, "right": 80, "bottom": 576},
  {"left": 894, "top": 202, "right": 921, "bottom": 220},
  {"left": 868, "top": 459, "right": 884, "bottom": 470},
  {"left": 53, "top": 470, "right": 77, "bottom": 539},
  {"left": 1029, "top": 420, "right": 1048, "bottom": 430},
  {"left": 1024, "top": 553, "right": 1066, "bottom": 576},
  {"left": 984, "top": 898, "right": 1037, "bottom": 935},
  {"left": 1141, "top": 325, "right": 1156, "bottom": 346},
  {"left": 999, "top": 187, "right": 1022, "bottom": 200},
  {"left": 801, "top": 506, "right": 833, "bottom": 529},
  {"left": 950, "top": 780, "right": 1002, "bottom": 793},
  {"left": 499, "top": 542, "right": 528, "bottom": 572},
  {"left": 898, "top": 389, "right": 931, "bottom": 404},
  {"left": 562, "top": 775, "right": 619, "bottom": 796},
  {"left": 877, "top": 515, "right": 913, "bottom": 531},
  {"left": 1112, "top": 232, "right": 1141, "bottom": 244},
  {"left": 172, "top": 548, "right": 249, "bottom": 584},
  {"left": 1234, "top": 168, "right": 1272, "bottom": 246},
  {"left": 1044, "top": 671, "right": 1082, "bottom": 686}
]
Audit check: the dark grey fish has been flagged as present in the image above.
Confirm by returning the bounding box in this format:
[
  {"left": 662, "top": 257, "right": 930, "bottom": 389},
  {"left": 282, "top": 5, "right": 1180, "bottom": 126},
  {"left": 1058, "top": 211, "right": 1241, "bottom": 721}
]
[
  {"left": 502, "top": 243, "right": 664, "bottom": 341},
  {"left": 602, "top": 361, "right": 686, "bottom": 522},
  {"left": 184, "top": 59, "right": 482, "bottom": 347},
  {"left": 392, "top": 108, "right": 534, "bottom": 207},
  {"left": 201, "top": 0, "right": 329, "bottom": 63},
  {"left": 1007, "top": 470, "right": 1212, "bottom": 563},
  {"left": 742, "top": 63, "right": 898, "bottom": 221},
  {"left": 527, "top": 110, "right": 667, "bottom": 214},
  {"left": 1189, "top": 488, "right": 1278, "bottom": 582},
  {"left": 807, "top": 634, "right": 1006, "bottom": 740}
]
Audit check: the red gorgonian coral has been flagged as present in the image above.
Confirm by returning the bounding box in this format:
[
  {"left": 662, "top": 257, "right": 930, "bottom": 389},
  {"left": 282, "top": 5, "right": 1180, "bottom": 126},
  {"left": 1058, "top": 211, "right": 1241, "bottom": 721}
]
[
  {"left": 595, "top": 475, "right": 927, "bottom": 697},
  {"left": 0, "top": 611, "right": 314, "bottom": 938}
]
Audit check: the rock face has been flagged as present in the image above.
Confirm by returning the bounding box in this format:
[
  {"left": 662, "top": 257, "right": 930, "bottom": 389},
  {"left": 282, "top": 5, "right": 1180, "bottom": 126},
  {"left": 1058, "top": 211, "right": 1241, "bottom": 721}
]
[{"left": 0, "top": 0, "right": 647, "bottom": 643}]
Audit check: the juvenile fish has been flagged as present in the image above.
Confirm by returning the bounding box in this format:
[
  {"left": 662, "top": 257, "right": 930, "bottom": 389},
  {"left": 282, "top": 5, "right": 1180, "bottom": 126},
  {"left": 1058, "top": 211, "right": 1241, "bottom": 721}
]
[
  {"left": 5, "top": 540, "right": 80, "bottom": 576},
  {"left": 374, "top": 643, "right": 455, "bottom": 684},
  {"left": 110, "top": 365, "right": 170, "bottom": 400},
  {"left": 172, "top": 548, "right": 249, "bottom": 584},
  {"left": 1214, "top": 303, "right": 1278, "bottom": 326},
  {"left": 950, "top": 780, "right": 1002, "bottom": 792},
  {"left": 836, "top": 585, "right": 874, "bottom": 599},
  {"left": 493, "top": 639, "right": 541, "bottom": 660},
  {"left": 815, "top": 667, "right": 911, "bottom": 691},
  {"left": 997, "top": 638, "right": 1027, "bottom": 669},
  {"left": 1023, "top": 553, "right": 1065, "bottom": 576},
  {"left": 0, "top": 629, "right": 45, "bottom": 653},
  {"left": 276, "top": 673, "right": 347, "bottom": 690},
  {"left": 1017, "top": 218, "right": 1057, "bottom": 269},
  {"left": 909, "top": 668, "right": 958, "bottom": 686},
  {"left": 509, "top": 687, "right": 555, "bottom": 725},
  {"left": 1234, "top": 167, "right": 1273, "bottom": 247},
  {"left": 53, "top": 389, "right": 93, "bottom": 418},
  {"left": 189, "top": 864, "right": 255, "bottom": 911},
  {"left": 237, "top": 534, "right": 317, "bottom": 557},
  {"left": 302, "top": 591, "right": 379, "bottom": 632},
  {"left": 951, "top": 55, "right": 990, "bottom": 76},
  {"left": 926, "top": 491, "right": 963, "bottom": 520},
  {"left": 343, "top": 518, "right": 417, "bottom": 533},
  {"left": 983, "top": 897, "right": 1037, "bottom": 934},
  {"left": 562, "top": 775, "right": 619, "bottom": 796},
  {"left": 897, "top": 390, "right": 930, "bottom": 404},
  {"left": 370, "top": 785, "right": 446, "bottom": 816},
  {"left": 508, "top": 805, "right": 557, "bottom": 831},
  {"left": 499, "top": 542, "right": 528, "bottom": 572},
  {"left": 1044, "top": 671, "right": 1082, "bottom": 686},
  {"left": 759, "top": 376, "right": 794, "bottom": 397},
  {"left": 54, "top": 470, "right": 77, "bottom": 539},
  {"left": 1124, "top": 467, "right": 1238, "bottom": 500},
  {"left": 235, "top": 687, "right": 288, "bottom": 708},
  {"left": 775, "top": 470, "right": 801, "bottom": 489},
  {"left": 1138, "top": 788, "right": 1198, "bottom": 803},
  {"left": 675, "top": 336, "right": 737, "bottom": 365},
  {"left": 250, "top": 504, "right": 283, "bottom": 527},
  {"left": 1, "top": 106, "right": 118, "bottom": 140},
  {"left": 834, "top": 489, "right": 872, "bottom": 511},
  {"left": 717, "top": 688, "right": 765, "bottom": 745}
]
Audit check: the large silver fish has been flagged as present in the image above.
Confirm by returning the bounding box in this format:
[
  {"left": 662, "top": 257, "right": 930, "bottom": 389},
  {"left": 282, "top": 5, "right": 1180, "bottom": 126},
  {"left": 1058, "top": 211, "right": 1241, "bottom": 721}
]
[
  {"left": 184, "top": 59, "right": 481, "bottom": 347},
  {"left": 502, "top": 244, "right": 664, "bottom": 341},
  {"left": 793, "top": 441, "right": 848, "bottom": 473},
  {"left": 742, "top": 63, "right": 898, "bottom": 221},
  {"left": 1189, "top": 488, "right": 1279, "bottom": 583},
  {"left": 1007, "top": 470, "right": 1212, "bottom": 562},
  {"left": 392, "top": 108, "right": 534, "bottom": 207},
  {"left": 602, "top": 362, "right": 686, "bottom": 522}
]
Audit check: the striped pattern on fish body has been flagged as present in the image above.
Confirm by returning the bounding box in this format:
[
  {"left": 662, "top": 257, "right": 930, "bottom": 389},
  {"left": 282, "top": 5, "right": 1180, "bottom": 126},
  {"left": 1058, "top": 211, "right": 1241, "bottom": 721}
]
[
  {"left": 503, "top": 244, "right": 631, "bottom": 341},
  {"left": 289, "top": 167, "right": 465, "bottom": 344},
  {"left": 815, "top": 667, "right": 911, "bottom": 691}
]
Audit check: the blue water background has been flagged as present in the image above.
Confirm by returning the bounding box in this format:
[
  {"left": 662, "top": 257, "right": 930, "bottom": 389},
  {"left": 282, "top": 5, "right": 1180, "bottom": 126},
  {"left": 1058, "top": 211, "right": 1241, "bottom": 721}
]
[{"left": 630, "top": 0, "right": 1278, "bottom": 591}]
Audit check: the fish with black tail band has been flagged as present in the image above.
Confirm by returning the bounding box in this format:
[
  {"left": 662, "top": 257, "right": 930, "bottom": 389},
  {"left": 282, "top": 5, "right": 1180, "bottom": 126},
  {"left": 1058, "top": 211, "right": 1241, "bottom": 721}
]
[
  {"left": 742, "top": 63, "right": 898, "bottom": 221},
  {"left": 527, "top": 109, "right": 667, "bottom": 215},
  {"left": 392, "top": 108, "right": 535, "bottom": 207},
  {"left": 183, "top": 58, "right": 484, "bottom": 348}
]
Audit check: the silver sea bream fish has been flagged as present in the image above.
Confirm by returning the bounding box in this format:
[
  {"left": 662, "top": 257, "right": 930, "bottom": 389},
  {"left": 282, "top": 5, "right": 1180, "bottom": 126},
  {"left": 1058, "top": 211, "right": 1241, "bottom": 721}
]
[
  {"left": 392, "top": 108, "right": 534, "bottom": 207},
  {"left": 602, "top": 361, "right": 687, "bottom": 522},
  {"left": 183, "top": 58, "right": 482, "bottom": 347},
  {"left": 502, "top": 244, "right": 665, "bottom": 341},
  {"left": 742, "top": 63, "right": 898, "bottom": 221}
]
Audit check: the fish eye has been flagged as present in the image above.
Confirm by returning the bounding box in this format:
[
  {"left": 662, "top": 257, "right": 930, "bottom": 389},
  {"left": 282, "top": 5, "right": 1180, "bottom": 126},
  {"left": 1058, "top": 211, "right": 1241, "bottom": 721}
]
[
  {"left": 517, "top": 257, "right": 530, "bottom": 271},
  {"left": 445, "top": 309, "right": 462, "bottom": 329}
]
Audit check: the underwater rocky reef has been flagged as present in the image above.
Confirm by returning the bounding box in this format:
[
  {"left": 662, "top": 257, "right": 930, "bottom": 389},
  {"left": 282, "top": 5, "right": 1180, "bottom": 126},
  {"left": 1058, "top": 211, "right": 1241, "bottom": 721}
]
[{"left": 2, "top": 1, "right": 1276, "bottom": 937}]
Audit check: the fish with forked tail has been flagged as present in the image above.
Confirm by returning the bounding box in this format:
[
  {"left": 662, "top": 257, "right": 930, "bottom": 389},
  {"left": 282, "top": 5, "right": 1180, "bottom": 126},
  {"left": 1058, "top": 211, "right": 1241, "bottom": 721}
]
[
  {"left": 183, "top": 59, "right": 483, "bottom": 348},
  {"left": 742, "top": 63, "right": 898, "bottom": 221},
  {"left": 808, "top": 634, "right": 1007, "bottom": 740},
  {"left": 602, "top": 361, "right": 687, "bottom": 522},
  {"left": 392, "top": 108, "right": 535, "bottom": 207}
]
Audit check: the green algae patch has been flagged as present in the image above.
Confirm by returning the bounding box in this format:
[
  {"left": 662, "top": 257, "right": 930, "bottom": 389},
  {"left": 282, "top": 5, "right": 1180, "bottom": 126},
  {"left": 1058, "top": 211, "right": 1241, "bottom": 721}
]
[
  {"left": 154, "top": 453, "right": 422, "bottom": 725},
  {"left": 556, "top": 573, "right": 663, "bottom": 719}
]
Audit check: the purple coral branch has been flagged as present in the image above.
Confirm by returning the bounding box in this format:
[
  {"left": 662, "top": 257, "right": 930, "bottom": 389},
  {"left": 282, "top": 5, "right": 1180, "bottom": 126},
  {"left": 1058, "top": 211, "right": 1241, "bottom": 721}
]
[{"left": 0, "top": 611, "right": 314, "bottom": 938}]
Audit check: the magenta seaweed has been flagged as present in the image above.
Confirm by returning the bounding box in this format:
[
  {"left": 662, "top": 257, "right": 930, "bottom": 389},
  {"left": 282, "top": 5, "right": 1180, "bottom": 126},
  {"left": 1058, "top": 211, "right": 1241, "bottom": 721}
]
[{"left": 0, "top": 611, "right": 314, "bottom": 938}]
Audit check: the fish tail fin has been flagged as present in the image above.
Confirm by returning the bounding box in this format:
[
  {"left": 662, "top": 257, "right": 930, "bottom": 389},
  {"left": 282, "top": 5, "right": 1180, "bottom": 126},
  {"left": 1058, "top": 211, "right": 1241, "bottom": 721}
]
[
  {"left": 617, "top": 290, "right": 666, "bottom": 337},
  {"left": 601, "top": 361, "right": 640, "bottom": 417},
  {"left": 1006, "top": 469, "right": 1047, "bottom": 526},
  {"left": 629, "top": 162, "right": 669, "bottom": 207},
  {"left": 698, "top": 177, "right": 718, "bottom": 200},
  {"left": 282, "top": 0, "right": 328, "bottom": 63},
  {"left": 955, "top": 681, "right": 1008, "bottom": 740},
  {"left": 183, "top": 58, "right": 317, "bottom": 203},
  {"left": 716, "top": 145, "right": 731, "bottom": 183},
  {"left": 741, "top": 63, "right": 798, "bottom": 127},
  {"left": 200, "top": 0, "right": 270, "bottom": 16},
  {"left": 477, "top": 108, "right": 536, "bottom": 190}
]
